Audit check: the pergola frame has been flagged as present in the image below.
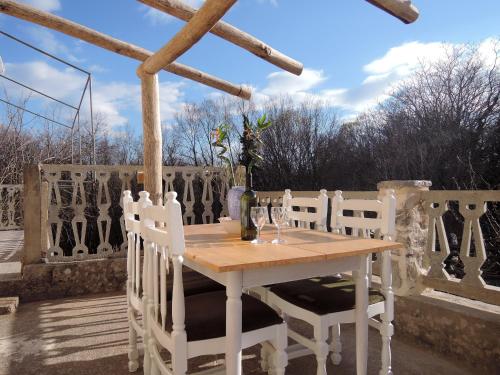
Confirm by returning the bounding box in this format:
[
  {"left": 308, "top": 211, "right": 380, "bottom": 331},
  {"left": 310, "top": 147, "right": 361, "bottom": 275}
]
[{"left": 0, "top": 0, "right": 419, "bottom": 203}]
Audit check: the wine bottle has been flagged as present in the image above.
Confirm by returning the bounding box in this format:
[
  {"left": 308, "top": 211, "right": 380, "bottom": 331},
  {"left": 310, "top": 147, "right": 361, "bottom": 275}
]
[{"left": 240, "top": 172, "right": 257, "bottom": 240}]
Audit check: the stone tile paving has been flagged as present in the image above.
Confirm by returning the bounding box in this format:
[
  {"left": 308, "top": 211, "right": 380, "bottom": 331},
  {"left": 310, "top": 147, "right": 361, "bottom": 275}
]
[
  {"left": 0, "top": 292, "right": 476, "bottom": 375},
  {"left": 0, "top": 230, "right": 23, "bottom": 281}
]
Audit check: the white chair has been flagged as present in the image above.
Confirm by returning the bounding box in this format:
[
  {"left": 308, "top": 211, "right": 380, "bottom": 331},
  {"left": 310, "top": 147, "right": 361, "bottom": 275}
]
[
  {"left": 262, "top": 189, "right": 396, "bottom": 375},
  {"left": 251, "top": 189, "right": 329, "bottom": 305},
  {"left": 123, "top": 191, "right": 225, "bottom": 373},
  {"left": 123, "top": 190, "right": 149, "bottom": 372},
  {"left": 283, "top": 189, "right": 329, "bottom": 231},
  {"left": 139, "top": 191, "right": 288, "bottom": 375}
]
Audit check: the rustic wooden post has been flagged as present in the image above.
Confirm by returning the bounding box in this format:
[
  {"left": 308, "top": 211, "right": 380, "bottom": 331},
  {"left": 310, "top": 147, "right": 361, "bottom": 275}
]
[
  {"left": 138, "top": 71, "right": 163, "bottom": 204},
  {"left": 23, "top": 165, "right": 43, "bottom": 264}
]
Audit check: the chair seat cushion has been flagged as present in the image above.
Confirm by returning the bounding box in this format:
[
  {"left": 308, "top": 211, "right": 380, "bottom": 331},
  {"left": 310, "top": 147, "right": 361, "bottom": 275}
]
[
  {"left": 269, "top": 276, "right": 384, "bottom": 315},
  {"left": 173, "top": 267, "right": 225, "bottom": 297},
  {"left": 166, "top": 290, "right": 283, "bottom": 342}
]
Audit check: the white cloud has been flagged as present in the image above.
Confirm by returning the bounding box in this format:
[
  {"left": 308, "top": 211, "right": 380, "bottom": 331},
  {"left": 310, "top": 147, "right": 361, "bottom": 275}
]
[
  {"left": 91, "top": 80, "right": 185, "bottom": 128},
  {"left": 18, "top": 0, "right": 61, "bottom": 12},
  {"left": 24, "top": 27, "right": 83, "bottom": 63},
  {"left": 4, "top": 61, "right": 87, "bottom": 102},
  {"left": 141, "top": 0, "right": 204, "bottom": 25},
  {"left": 261, "top": 69, "right": 326, "bottom": 96},
  {"left": 2, "top": 60, "right": 185, "bottom": 129},
  {"left": 250, "top": 37, "right": 499, "bottom": 115},
  {"left": 256, "top": 0, "right": 278, "bottom": 6}
]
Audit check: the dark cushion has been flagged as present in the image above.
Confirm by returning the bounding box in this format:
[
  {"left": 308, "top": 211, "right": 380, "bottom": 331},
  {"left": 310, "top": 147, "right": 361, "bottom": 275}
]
[
  {"left": 269, "top": 276, "right": 384, "bottom": 315},
  {"left": 170, "top": 267, "right": 225, "bottom": 297},
  {"left": 165, "top": 290, "right": 283, "bottom": 342}
]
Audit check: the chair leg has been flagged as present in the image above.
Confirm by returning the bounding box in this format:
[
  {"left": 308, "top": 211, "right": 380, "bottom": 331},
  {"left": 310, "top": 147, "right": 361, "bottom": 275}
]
[
  {"left": 329, "top": 323, "right": 342, "bottom": 365},
  {"left": 379, "top": 318, "right": 393, "bottom": 375},
  {"left": 259, "top": 342, "right": 272, "bottom": 372},
  {"left": 314, "top": 322, "right": 329, "bottom": 375},
  {"left": 270, "top": 323, "right": 288, "bottom": 375},
  {"left": 128, "top": 309, "right": 139, "bottom": 372},
  {"left": 149, "top": 349, "right": 160, "bottom": 375}
]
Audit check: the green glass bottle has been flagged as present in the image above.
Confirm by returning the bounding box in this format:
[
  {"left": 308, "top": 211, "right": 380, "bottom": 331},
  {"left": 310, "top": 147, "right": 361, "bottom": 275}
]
[{"left": 240, "top": 172, "right": 257, "bottom": 240}]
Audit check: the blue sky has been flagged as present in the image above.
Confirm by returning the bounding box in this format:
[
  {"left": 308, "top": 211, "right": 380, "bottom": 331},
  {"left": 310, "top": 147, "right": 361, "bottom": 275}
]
[{"left": 0, "top": 0, "right": 499, "bottom": 133}]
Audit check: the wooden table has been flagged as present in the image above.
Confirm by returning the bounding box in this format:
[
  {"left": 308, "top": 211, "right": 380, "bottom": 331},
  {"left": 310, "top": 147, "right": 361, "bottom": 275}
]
[{"left": 183, "top": 224, "right": 402, "bottom": 375}]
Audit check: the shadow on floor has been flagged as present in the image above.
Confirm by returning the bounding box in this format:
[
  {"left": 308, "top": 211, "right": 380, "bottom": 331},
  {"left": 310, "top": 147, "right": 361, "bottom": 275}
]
[{"left": 0, "top": 291, "right": 475, "bottom": 375}]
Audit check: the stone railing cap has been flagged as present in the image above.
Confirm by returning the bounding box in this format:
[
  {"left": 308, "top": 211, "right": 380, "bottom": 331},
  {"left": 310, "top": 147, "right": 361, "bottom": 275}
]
[{"left": 377, "top": 180, "right": 432, "bottom": 190}]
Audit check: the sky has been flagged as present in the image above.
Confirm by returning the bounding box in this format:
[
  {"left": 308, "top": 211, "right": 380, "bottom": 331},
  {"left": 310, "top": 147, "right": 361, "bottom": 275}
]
[{"left": 0, "top": 0, "right": 499, "bottom": 134}]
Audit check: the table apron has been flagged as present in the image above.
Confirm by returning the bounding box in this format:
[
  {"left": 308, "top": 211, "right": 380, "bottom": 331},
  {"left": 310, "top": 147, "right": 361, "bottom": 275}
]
[{"left": 183, "top": 256, "right": 362, "bottom": 288}]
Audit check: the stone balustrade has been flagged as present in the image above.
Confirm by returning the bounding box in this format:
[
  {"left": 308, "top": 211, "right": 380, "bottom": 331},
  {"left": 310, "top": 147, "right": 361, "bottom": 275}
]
[
  {"left": 257, "top": 183, "right": 500, "bottom": 306},
  {"left": 0, "top": 184, "right": 23, "bottom": 230},
  {"left": 421, "top": 190, "right": 500, "bottom": 305},
  {"left": 39, "top": 164, "right": 229, "bottom": 262},
  {"left": 19, "top": 166, "right": 500, "bottom": 305}
]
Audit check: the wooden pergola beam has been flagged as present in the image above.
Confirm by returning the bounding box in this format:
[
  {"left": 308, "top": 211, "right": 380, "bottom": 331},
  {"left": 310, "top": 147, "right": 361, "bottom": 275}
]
[
  {"left": 365, "top": 0, "right": 419, "bottom": 24},
  {"left": 0, "top": 0, "right": 251, "bottom": 99},
  {"left": 139, "top": 0, "right": 237, "bottom": 75},
  {"left": 138, "top": 0, "right": 303, "bottom": 76},
  {"left": 138, "top": 0, "right": 237, "bottom": 201}
]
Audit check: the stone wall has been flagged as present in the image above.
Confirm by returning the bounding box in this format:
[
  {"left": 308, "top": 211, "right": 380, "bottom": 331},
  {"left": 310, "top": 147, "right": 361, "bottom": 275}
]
[
  {"left": 395, "top": 290, "right": 500, "bottom": 374},
  {"left": 0, "top": 258, "right": 127, "bottom": 302}
]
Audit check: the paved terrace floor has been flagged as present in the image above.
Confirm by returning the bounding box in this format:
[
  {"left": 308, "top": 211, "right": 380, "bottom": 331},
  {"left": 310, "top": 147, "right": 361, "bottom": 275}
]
[
  {"left": 0, "top": 230, "right": 23, "bottom": 281},
  {"left": 0, "top": 292, "right": 476, "bottom": 375}
]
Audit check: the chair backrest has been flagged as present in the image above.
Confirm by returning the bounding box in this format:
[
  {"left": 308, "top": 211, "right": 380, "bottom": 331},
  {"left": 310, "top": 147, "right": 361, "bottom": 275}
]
[
  {"left": 123, "top": 190, "right": 151, "bottom": 298},
  {"left": 283, "top": 189, "right": 328, "bottom": 231},
  {"left": 331, "top": 189, "right": 396, "bottom": 240},
  {"left": 139, "top": 191, "right": 186, "bottom": 338}
]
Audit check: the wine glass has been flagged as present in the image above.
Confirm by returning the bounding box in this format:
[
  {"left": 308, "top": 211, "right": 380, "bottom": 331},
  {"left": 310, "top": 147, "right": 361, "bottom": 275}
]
[
  {"left": 271, "top": 207, "right": 287, "bottom": 244},
  {"left": 250, "top": 207, "right": 268, "bottom": 244}
]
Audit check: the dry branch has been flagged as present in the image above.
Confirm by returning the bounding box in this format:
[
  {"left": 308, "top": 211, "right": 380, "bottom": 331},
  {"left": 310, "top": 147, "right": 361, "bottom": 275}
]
[
  {"left": 0, "top": 0, "right": 251, "bottom": 99},
  {"left": 138, "top": 0, "right": 303, "bottom": 75}
]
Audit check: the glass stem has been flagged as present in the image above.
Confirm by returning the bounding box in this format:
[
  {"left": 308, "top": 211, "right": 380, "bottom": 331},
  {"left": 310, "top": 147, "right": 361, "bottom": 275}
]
[
  {"left": 277, "top": 225, "right": 281, "bottom": 242},
  {"left": 257, "top": 226, "right": 260, "bottom": 241}
]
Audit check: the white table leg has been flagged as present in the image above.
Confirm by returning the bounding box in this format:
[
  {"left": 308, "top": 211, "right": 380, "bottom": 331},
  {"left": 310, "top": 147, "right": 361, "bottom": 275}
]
[
  {"left": 355, "top": 254, "right": 369, "bottom": 375},
  {"left": 380, "top": 250, "right": 394, "bottom": 375},
  {"left": 226, "top": 271, "right": 243, "bottom": 375}
]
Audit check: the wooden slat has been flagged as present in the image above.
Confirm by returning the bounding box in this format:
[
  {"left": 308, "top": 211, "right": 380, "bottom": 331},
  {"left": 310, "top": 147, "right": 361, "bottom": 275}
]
[
  {"left": 140, "top": 0, "right": 237, "bottom": 74},
  {"left": 0, "top": 0, "right": 251, "bottom": 99},
  {"left": 142, "top": 226, "right": 169, "bottom": 247},
  {"left": 340, "top": 199, "right": 382, "bottom": 212},
  {"left": 365, "top": 0, "right": 419, "bottom": 24},
  {"left": 288, "top": 210, "right": 319, "bottom": 222},
  {"left": 337, "top": 216, "right": 382, "bottom": 230},
  {"left": 138, "top": 0, "right": 303, "bottom": 75},
  {"left": 291, "top": 197, "right": 320, "bottom": 208},
  {"left": 183, "top": 224, "right": 403, "bottom": 272}
]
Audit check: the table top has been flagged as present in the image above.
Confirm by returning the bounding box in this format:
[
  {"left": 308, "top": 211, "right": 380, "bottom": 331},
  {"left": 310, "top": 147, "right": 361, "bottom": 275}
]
[{"left": 183, "top": 224, "right": 403, "bottom": 273}]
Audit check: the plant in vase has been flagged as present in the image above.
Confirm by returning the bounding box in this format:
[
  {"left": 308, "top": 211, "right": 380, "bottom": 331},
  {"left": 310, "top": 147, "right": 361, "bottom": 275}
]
[
  {"left": 238, "top": 114, "right": 272, "bottom": 240},
  {"left": 212, "top": 123, "right": 245, "bottom": 221},
  {"left": 213, "top": 114, "right": 272, "bottom": 240}
]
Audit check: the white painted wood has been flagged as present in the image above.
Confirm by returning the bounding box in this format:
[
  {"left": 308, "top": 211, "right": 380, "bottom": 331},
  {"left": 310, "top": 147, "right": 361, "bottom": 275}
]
[
  {"left": 355, "top": 255, "right": 369, "bottom": 375},
  {"left": 127, "top": 190, "right": 288, "bottom": 375},
  {"left": 282, "top": 189, "right": 328, "bottom": 231},
  {"left": 123, "top": 190, "right": 151, "bottom": 373},
  {"left": 226, "top": 271, "right": 243, "bottom": 375},
  {"left": 258, "top": 189, "right": 397, "bottom": 374},
  {"left": 379, "top": 250, "right": 394, "bottom": 375},
  {"left": 330, "top": 324, "right": 342, "bottom": 365}
]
